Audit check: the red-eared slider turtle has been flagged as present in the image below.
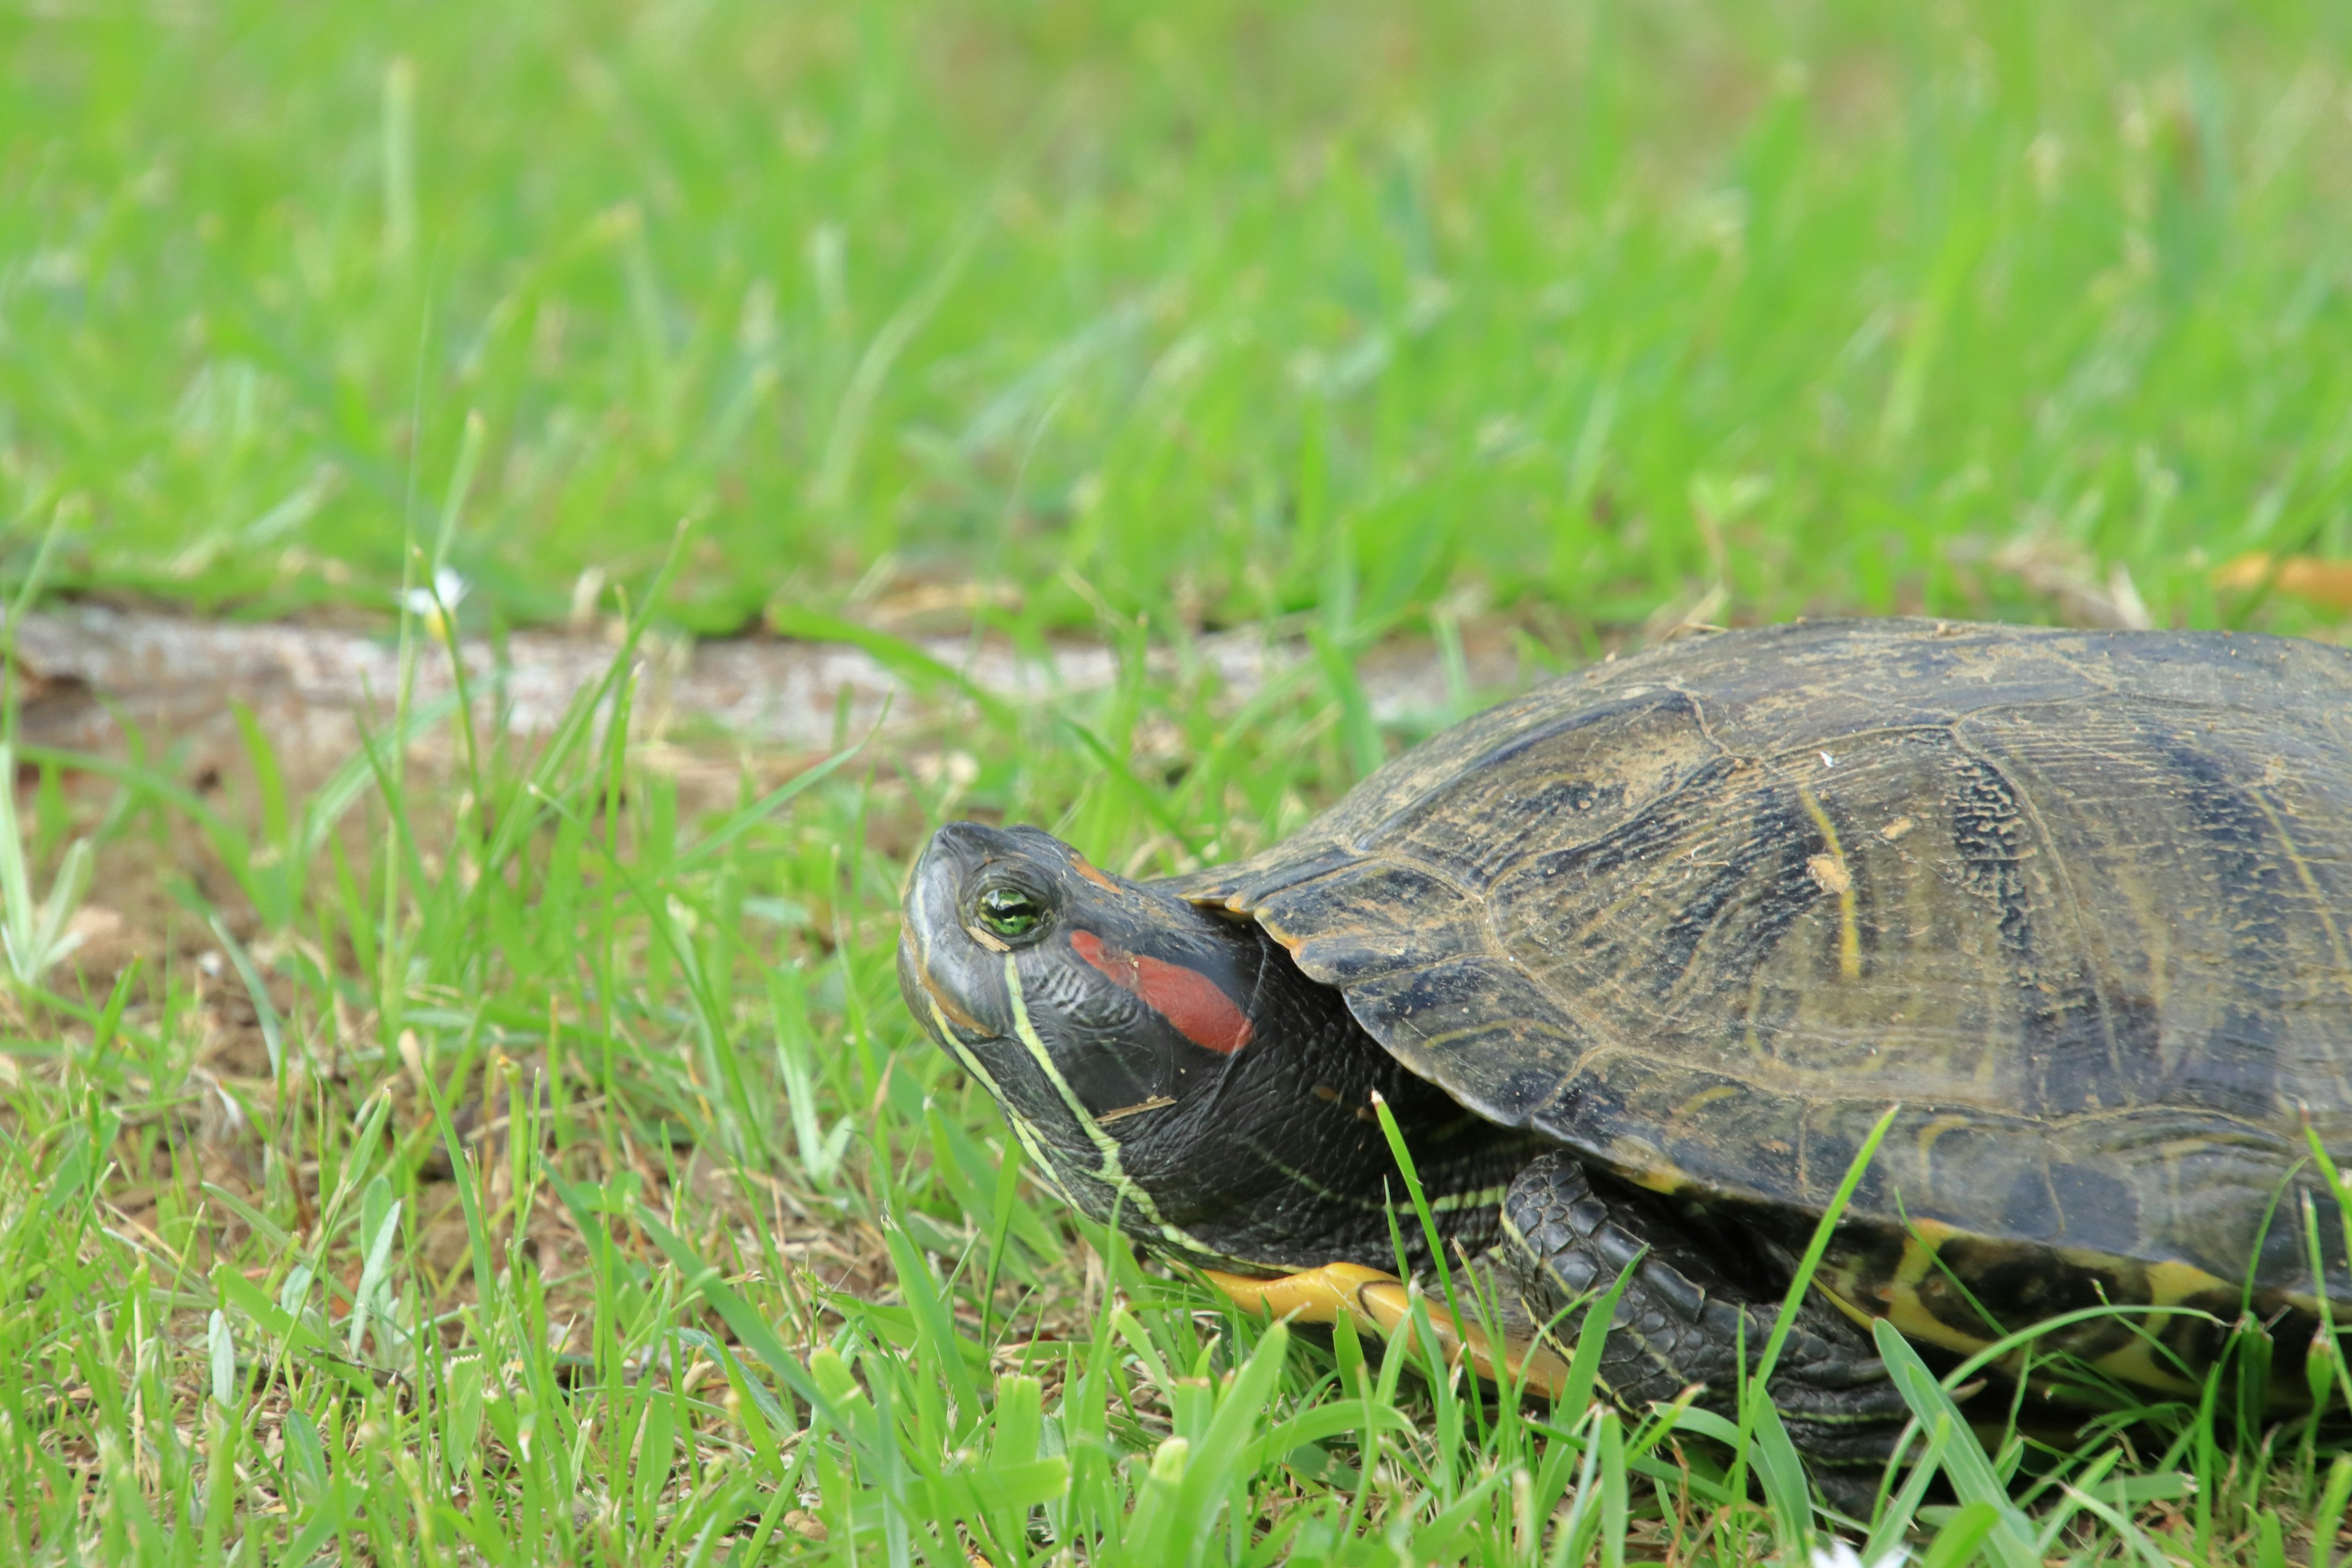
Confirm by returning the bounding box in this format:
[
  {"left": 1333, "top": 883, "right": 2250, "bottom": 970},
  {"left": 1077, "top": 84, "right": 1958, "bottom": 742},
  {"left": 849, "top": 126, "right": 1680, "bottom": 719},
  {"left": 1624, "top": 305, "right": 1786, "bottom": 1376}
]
[{"left": 896, "top": 619, "right": 2352, "bottom": 1496}]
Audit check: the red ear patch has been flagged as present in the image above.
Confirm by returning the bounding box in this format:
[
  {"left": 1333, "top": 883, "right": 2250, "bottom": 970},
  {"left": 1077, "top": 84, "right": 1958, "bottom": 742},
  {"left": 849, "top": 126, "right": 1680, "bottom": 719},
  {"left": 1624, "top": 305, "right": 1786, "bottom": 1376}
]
[{"left": 1070, "top": 930, "right": 1255, "bottom": 1054}]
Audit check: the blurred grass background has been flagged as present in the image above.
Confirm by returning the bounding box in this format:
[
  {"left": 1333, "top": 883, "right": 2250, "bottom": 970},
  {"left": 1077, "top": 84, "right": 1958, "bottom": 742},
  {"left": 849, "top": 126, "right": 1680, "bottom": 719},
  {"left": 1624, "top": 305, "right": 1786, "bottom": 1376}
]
[
  {"left": 6, "top": 0, "right": 2351, "bottom": 639},
  {"left": 7, "top": 5, "right": 2352, "bottom": 1561}
]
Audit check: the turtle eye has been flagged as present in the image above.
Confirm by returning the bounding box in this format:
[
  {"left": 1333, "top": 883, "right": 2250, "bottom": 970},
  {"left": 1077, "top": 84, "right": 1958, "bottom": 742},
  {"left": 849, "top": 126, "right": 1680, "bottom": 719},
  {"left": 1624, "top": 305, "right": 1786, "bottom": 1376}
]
[{"left": 974, "top": 882, "right": 1049, "bottom": 942}]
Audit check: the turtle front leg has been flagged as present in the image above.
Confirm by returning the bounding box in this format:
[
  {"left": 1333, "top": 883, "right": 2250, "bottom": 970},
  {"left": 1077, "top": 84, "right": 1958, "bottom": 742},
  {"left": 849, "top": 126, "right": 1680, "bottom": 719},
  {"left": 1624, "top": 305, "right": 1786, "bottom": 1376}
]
[{"left": 1501, "top": 1152, "right": 1910, "bottom": 1493}]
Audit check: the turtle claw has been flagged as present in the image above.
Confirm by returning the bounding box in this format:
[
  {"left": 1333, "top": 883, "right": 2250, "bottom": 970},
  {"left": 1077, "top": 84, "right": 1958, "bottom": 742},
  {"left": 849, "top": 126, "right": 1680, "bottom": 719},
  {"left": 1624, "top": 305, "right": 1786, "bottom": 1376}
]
[{"left": 1205, "top": 1259, "right": 1578, "bottom": 1396}]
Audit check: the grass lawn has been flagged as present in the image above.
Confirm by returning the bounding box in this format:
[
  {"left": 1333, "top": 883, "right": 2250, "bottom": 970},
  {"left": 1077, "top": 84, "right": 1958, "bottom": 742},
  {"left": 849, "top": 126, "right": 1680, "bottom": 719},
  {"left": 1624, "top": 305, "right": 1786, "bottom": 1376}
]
[{"left": 4, "top": 0, "right": 2352, "bottom": 1562}]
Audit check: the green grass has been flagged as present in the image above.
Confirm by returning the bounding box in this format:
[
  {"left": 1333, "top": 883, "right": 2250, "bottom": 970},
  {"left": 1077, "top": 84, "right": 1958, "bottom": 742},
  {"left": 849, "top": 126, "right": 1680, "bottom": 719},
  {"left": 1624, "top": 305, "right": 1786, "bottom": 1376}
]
[
  {"left": 0, "top": 567, "right": 2348, "bottom": 1565},
  {"left": 6, "top": 0, "right": 2352, "bottom": 636},
  {"left": 7, "top": 0, "right": 2352, "bottom": 1562}
]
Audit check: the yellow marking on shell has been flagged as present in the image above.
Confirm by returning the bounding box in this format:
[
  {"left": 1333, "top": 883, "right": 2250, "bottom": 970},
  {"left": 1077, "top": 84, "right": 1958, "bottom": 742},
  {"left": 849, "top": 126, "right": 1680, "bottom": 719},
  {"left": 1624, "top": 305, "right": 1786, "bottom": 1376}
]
[
  {"left": 1905, "top": 1215, "right": 1966, "bottom": 1250},
  {"left": 1833, "top": 1281, "right": 1996, "bottom": 1362},
  {"left": 1672, "top": 1084, "right": 1741, "bottom": 1122},
  {"left": 1913, "top": 1114, "right": 1976, "bottom": 1161},
  {"left": 2144, "top": 1257, "right": 2231, "bottom": 1306},
  {"left": 1820, "top": 1226, "right": 2230, "bottom": 1398},
  {"left": 2089, "top": 1258, "right": 2230, "bottom": 1395},
  {"left": 1795, "top": 783, "right": 1862, "bottom": 981},
  {"left": 2082, "top": 1340, "right": 2202, "bottom": 1396},
  {"left": 1883, "top": 1234, "right": 2002, "bottom": 1357},
  {"left": 1602, "top": 1136, "right": 1684, "bottom": 1194},
  {"left": 1208, "top": 1264, "right": 1572, "bottom": 1396},
  {"left": 1818, "top": 1219, "right": 1994, "bottom": 1359},
  {"left": 2247, "top": 788, "right": 2352, "bottom": 1006}
]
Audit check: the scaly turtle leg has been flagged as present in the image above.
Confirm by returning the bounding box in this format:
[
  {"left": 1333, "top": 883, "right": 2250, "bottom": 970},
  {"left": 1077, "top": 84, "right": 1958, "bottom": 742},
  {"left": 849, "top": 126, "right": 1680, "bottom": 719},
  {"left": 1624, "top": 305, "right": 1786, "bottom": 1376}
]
[{"left": 1501, "top": 1152, "right": 1910, "bottom": 1496}]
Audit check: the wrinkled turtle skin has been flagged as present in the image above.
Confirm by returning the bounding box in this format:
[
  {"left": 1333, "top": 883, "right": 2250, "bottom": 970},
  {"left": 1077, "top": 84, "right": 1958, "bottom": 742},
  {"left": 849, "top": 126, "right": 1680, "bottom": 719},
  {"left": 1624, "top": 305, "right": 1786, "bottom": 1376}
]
[{"left": 900, "top": 619, "right": 2352, "bottom": 1496}]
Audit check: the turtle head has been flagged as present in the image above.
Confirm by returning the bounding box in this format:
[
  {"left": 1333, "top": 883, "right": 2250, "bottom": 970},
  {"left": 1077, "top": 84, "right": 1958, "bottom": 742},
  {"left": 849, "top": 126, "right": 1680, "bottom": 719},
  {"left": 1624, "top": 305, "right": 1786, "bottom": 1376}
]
[
  {"left": 897, "top": 821, "right": 1261, "bottom": 1233},
  {"left": 899, "top": 821, "right": 1529, "bottom": 1275}
]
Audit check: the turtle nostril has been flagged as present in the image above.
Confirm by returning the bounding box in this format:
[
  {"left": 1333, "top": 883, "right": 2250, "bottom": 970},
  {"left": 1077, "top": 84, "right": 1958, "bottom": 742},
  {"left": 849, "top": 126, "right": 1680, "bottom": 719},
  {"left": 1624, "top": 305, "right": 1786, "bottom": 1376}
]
[{"left": 931, "top": 820, "right": 1017, "bottom": 861}]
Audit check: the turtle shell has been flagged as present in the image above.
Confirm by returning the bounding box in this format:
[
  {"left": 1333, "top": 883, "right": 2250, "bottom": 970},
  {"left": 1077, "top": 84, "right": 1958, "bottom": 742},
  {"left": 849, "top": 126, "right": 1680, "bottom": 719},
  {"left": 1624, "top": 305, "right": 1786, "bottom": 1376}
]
[{"left": 1183, "top": 620, "right": 2352, "bottom": 1319}]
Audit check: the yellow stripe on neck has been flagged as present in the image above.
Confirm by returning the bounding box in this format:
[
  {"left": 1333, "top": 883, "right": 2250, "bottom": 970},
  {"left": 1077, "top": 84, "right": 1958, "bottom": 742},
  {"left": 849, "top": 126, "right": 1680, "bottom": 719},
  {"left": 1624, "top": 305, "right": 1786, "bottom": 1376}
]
[{"left": 1001, "top": 953, "right": 1218, "bottom": 1257}]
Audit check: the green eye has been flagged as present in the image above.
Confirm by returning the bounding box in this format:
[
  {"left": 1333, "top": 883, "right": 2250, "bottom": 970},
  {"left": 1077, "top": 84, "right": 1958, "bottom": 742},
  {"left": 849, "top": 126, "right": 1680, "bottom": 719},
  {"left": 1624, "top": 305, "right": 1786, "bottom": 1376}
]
[{"left": 976, "top": 884, "right": 1045, "bottom": 939}]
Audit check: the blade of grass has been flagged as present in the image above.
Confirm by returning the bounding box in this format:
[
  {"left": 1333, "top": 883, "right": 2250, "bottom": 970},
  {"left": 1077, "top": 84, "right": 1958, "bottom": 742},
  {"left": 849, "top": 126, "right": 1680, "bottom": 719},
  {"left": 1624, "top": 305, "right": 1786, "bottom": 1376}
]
[
  {"left": 1731, "top": 1102, "right": 1900, "bottom": 1515},
  {"left": 1874, "top": 1317, "right": 2038, "bottom": 1568}
]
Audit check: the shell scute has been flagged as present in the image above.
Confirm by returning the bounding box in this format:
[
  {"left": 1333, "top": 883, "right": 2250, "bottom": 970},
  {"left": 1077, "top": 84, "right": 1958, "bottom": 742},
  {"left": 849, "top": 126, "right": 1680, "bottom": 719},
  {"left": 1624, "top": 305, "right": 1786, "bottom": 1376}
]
[
  {"left": 1250, "top": 859, "right": 1483, "bottom": 985},
  {"left": 1336, "top": 955, "right": 1592, "bottom": 1123},
  {"left": 1367, "top": 692, "right": 1723, "bottom": 888}
]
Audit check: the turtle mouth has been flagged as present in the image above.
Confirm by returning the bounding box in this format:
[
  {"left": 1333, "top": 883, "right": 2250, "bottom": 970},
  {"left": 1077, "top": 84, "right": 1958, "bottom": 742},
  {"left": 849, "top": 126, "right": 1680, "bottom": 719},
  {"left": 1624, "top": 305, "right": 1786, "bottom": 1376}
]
[
  {"left": 896, "top": 929, "right": 987, "bottom": 1039},
  {"left": 897, "top": 825, "right": 1011, "bottom": 1044}
]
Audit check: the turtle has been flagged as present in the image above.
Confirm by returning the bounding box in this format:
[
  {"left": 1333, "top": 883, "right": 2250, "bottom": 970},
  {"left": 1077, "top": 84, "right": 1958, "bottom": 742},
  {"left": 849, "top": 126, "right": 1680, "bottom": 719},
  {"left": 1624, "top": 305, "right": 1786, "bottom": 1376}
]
[{"left": 895, "top": 617, "right": 2352, "bottom": 1498}]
